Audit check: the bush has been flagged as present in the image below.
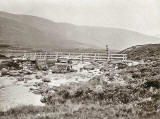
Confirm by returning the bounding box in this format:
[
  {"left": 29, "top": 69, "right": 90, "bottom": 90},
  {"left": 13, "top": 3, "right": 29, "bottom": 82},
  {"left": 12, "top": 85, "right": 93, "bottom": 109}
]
[
  {"left": 132, "top": 72, "right": 141, "bottom": 78},
  {"left": 143, "top": 80, "right": 160, "bottom": 89}
]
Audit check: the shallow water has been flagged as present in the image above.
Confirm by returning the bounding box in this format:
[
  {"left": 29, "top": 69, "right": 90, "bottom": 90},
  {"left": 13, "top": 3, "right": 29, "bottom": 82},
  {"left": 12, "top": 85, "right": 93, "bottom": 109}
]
[{"left": 0, "top": 77, "right": 44, "bottom": 111}]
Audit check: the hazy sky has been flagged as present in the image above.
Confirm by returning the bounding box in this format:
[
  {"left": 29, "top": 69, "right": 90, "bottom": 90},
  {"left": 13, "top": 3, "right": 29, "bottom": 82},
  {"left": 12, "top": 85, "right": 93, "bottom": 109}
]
[{"left": 0, "top": 0, "right": 160, "bottom": 36}]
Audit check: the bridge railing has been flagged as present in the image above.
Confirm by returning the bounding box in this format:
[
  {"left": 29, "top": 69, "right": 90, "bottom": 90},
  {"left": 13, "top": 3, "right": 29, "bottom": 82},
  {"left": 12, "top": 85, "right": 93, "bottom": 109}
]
[{"left": 23, "top": 52, "right": 127, "bottom": 61}]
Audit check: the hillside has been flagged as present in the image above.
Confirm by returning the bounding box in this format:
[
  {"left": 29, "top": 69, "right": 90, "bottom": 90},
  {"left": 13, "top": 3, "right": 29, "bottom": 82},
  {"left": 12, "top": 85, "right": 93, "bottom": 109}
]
[
  {"left": 121, "top": 44, "right": 160, "bottom": 60},
  {"left": 0, "top": 12, "right": 93, "bottom": 50},
  {"left": 0, "top": 11, "right": 160, "bottom": 50}
]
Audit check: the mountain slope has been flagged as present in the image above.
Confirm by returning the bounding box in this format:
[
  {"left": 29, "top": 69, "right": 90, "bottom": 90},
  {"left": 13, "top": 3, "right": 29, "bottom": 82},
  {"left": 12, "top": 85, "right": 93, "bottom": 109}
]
[
  {"left": 0, "top": 12, "right": 93, "bottom": 50},
  {"left": 0, "top": 11, "right": 160, "bottom": 50},
  {"left": 121, "top": 44, "right": 160, "bottom": 60}
]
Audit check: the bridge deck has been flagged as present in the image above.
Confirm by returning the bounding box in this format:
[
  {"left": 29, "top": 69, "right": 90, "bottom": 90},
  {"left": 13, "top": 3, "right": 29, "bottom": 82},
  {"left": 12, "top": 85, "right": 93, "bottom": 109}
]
[{"left": 23, "top": 52, "right": 127, "bottom": 61}]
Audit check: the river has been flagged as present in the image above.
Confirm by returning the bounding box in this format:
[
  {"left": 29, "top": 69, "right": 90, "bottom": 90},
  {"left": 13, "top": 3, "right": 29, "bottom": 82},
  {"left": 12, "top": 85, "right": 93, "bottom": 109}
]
[{"left": 0, "top": 77, "right": 44, "bottom": 111}]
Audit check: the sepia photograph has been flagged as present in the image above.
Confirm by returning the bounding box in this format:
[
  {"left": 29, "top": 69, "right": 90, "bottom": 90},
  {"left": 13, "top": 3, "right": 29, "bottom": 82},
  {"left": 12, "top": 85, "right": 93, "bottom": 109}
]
[{"left": 0, "top": 0, "right": 160, "bottom": 118}]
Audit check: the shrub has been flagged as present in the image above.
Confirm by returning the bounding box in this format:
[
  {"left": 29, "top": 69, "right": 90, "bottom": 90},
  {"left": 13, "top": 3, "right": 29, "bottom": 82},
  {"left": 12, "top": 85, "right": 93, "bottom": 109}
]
[{"left": 132, "top": 72, "right": 141, "bottom": 79}]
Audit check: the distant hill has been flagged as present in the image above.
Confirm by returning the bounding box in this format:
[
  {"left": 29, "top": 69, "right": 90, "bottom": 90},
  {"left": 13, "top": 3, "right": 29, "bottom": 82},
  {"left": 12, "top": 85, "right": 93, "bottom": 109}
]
[
  {"left": 121, "top": 44, "right": 160, "bottom": 60},
  {"left": 0, "top": 14, "right": 93, "bottom": 50},
  {"left": 0, "top": 11, "right": 160, "bottom": 50}
]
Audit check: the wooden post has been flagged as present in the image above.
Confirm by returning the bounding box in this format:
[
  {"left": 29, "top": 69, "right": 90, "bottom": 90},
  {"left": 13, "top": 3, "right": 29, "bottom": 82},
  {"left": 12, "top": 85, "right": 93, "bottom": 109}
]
[
  {"left": 23, "top": 53, "right": 26, "bottom": 59},
  {"left": 110, "top": 54, "right": 112, "bottom": 61},
  {"left": 68, "top": 52, "right": 71, "bottom": 59},
  {"left": 94, "top": 54, "right": 96, "bottom": 61},
  {"left": 106, "top": 45, "right": 109, "bottom": 61},
  {"left": 98, "top": 53, "right": 99, "bottom": 60},
  {"left": 34, "top": 52, "right": 37, "bottom": 60},
  {"left": 56, "top": 52, "right": 59, "bottom": 60},
  {"left": 81, "top": 53, "right": 83, "bottom": 61},
  {"left": 123, "top": 54, "right": 125, "bottom": 61},
  {"left": 44, "top": 51, "right": 47, "bottom": 60}
]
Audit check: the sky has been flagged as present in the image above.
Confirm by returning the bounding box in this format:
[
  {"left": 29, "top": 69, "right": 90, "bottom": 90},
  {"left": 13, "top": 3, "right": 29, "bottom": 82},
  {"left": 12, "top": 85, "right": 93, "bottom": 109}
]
[{"left": 0, "top": 0, "right": 160, "bottom": 36}]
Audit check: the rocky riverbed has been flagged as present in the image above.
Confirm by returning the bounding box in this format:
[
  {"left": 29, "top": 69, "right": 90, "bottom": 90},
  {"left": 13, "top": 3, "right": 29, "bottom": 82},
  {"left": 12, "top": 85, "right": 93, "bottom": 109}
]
[{"left": 0, "top": 61, "right": 102, "bottom": 111}]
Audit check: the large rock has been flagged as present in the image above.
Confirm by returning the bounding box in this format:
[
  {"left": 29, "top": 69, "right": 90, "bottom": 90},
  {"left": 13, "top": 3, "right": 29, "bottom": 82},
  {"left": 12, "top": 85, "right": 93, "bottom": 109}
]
[
  {"left": 1, "top": 68, "right": 8, "bottom": 76},
  {"left": 23, "top": 69, "right": 33, "bottom": 75},
  {"left": 36, "top": 60, "right": 48, "bottom": 70},
  {"left": 42, "top": 77, "right": 51, "bottom": 82},
  {"left": 83, "top": 64, "right": 95, "bottom": 70},
  {"left": 100, "top": 66, "right": 107, "bottom": 72},
  {"left": 51, "top": 66, "right": 60, "bottom": 73},
  {"left": 24, "top": 75, "right": 32, "bottom": 81},
  {"left": 36, "top": 71, "right": 43, "bottom": 79},
  {"left": 17, "top": 77, "right": 24, "bottom": 81},
  {"left": 9, "top": 71, "right": 20, "bottom": 76}
]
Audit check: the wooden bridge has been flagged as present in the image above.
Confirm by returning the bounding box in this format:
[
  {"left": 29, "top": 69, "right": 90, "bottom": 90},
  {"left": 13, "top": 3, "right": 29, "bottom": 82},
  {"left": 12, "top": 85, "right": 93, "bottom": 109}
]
[{"left": 22, "top": 52, "right": 127, "bottom": 61}]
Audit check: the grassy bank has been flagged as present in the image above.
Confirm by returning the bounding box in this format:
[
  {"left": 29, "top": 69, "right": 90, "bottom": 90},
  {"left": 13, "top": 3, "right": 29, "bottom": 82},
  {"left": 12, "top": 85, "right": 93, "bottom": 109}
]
[{"left": 0, "top": 103, "right": 160, "bottom": 119}]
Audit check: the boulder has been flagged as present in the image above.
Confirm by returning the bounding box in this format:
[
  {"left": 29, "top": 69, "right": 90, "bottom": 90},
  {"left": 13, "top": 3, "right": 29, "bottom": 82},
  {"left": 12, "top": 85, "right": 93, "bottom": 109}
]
[
  {"left": 40, "top": 97, "right": 46, "bottom": 103},
  {"left": 32, "top": 89, "right": 43, "bottom": 94},
  {"left": 30, "top": 87, "right": 38, "bottom": 90},
  {"left": 23, "top": 69, "right": 33, "bottom": 75},
  {"left": 24, "top": 75, "right": 32, "bottom": 81},
  {"left": 0, "top": 60, "right": 12, "bottom": 69},
  {"left": 89, "top": 75, "right": 107, "bottom": 86},
  {"left": 36, "top": 60, "right": 48, "bottom": 70},
  {"left": 100, "top": 66, "right": 107, "bottom": 72},
  {"left": 95, "top": 85, "right": 104, "bottom": 93},
  {"left": 36, "top": 71, "right": 43, "bottom": 79},
  {"left": 17, "top": 77, "right": 24, "bottom": 81},
  {"left": 37, "top": 82, "right": 45, "bottom": 86},
  {"left": 83, "top": 64, "right": 95, "bottom": 70},
  {"left": 42, "top": 77, "right": 51, "bottom": 82},
  {"left": 9, "top": 71, "right": 20, "bottom": 76},
  {"left": 51, "top": 66, "right": 60, "bottom": 73},
  {"left": 1, "top": 68, "right": 8, "bottom": 76}
]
